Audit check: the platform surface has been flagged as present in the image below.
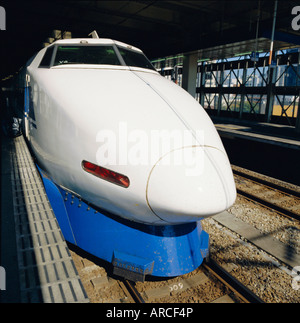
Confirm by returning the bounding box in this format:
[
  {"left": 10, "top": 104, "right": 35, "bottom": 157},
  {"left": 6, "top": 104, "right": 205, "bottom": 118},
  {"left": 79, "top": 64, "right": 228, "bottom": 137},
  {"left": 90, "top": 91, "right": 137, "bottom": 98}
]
[
  {"left": 0, "top": 135, "right": 89, "bottom": 303},
  {"left": 213, "top": 211, "right": 300, "bottom": 269},
  {"left": 211, "top": 116, "right": 300, "bottom": 150}
]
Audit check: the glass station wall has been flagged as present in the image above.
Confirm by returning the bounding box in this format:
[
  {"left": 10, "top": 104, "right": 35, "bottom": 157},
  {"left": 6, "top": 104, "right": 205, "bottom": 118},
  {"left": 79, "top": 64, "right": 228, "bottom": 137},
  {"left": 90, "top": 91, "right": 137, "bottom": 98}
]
[{"left": 153, "top": 49, "right": 300, "bottom": 126}]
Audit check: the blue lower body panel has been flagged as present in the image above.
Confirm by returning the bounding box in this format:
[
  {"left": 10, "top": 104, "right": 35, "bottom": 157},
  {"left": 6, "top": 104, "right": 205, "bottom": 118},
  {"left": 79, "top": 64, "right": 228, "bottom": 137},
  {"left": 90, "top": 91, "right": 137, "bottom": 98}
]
[{"left": 38, "top": 166, "right": 209, "bottom": 279}]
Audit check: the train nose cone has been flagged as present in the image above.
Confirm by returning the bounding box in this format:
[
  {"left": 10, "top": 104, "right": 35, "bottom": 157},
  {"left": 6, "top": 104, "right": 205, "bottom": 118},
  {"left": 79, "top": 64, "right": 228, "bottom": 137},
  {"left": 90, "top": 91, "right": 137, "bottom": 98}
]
[{"left": 146, "top": 146, "right": 236, "bottom": 224}]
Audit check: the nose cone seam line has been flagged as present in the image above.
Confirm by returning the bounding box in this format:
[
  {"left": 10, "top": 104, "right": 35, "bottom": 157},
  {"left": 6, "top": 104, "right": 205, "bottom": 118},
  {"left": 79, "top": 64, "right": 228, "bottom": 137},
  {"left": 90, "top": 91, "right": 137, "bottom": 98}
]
[
  {"left": 203, "top": 148, "right": 232, "bottom": 208},
  {"left": 145, "top": 147, "right": 177, "bottom": 224},
  {"left": 145, "top": 145, "right": 230, "bottom": 223},
  {"left": 132, "top": 71, "right": 200, "bottom": 143},
  {"left": 133, "top": 71, "right": 232, "bottom": 210}
]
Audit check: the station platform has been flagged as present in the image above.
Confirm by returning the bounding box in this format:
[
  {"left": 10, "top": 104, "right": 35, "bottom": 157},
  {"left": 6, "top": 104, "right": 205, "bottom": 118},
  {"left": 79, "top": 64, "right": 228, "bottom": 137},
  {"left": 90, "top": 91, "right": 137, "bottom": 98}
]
[
  {"left": 210, "top": 116, "right": 300, "bottom": 186},
  {"left": 211, "top": 116, "right": 300, "bottom": 151},
  {"left": 0, "top": 134, "right": 89, "bottom": 303}
]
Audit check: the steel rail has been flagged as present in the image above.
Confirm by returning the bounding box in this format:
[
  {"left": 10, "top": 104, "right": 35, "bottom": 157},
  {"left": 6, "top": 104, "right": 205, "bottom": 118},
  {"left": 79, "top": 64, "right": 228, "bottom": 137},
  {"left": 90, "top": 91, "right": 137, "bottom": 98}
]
[
  {"left": 232, "top": 169, "right": 300, "bottom": 198},
  {"left": 236, "top": 187, "right": 300, "bottom": 221},
  {"left": 203, "top": 259, "right": 265, "bottom": 303},
  {"left": 233, "top": 169, "right": 300, "bottom": 221},
  {"left": 123, "top": 279, "right": 145, "bottom": 303}
]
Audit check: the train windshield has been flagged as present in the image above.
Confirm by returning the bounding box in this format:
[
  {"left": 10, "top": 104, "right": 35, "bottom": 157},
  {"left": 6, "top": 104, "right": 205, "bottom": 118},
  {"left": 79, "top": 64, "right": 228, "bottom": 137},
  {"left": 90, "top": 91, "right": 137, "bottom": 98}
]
[
  {"left": 53, "top": 45, "right": 120, "bottom": 66},
  {"left": 51, "top": 44, "right": 155, "bottom": 70},
  {"left": 117, "top": 46, "right": 156, "bottom": 71}
]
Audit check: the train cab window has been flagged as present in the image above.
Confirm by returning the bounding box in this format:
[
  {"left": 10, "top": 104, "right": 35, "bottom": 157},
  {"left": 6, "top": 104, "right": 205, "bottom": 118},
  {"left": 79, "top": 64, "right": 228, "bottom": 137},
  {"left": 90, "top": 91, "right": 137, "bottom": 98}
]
[
  {"left": 53, "top": 45, "right": 120, "bottom": 66},
  {"left": 39, "top": 46, "right": 55, "bottom": 68},
  {"left": 117, "top": 46, "right": 155, "bottom": 71}
]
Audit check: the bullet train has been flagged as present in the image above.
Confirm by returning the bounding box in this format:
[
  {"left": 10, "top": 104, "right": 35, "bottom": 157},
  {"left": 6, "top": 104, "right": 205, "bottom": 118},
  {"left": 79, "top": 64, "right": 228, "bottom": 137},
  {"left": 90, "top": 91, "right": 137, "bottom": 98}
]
[{"left": 15, "top": 37, "right": 236, "bottom": 279}]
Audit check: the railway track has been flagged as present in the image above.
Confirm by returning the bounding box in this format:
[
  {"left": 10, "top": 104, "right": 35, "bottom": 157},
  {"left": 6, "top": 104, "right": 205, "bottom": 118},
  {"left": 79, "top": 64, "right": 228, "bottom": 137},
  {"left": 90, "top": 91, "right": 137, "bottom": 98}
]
[
  {"left": 69, "top": 245, "right": 265, "bottom": 303},
  {"left": 123, "top": 279, "right": 145, "bottom": 303},
  {"left": 232, "top": 168, "right": 300, "bottom": 221},
  {"left": 124, "top": 258, "right": 264, "bottom": 304},
  {"left": 202, "top": 259, "right": 264, "bottom": 303}
]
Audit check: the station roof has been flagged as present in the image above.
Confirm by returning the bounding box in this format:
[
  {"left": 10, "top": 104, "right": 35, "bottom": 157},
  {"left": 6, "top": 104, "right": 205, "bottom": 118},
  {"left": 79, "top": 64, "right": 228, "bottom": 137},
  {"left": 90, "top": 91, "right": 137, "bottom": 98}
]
[{"left": 1, "top": 0, "right": 300, "bottom": 79}]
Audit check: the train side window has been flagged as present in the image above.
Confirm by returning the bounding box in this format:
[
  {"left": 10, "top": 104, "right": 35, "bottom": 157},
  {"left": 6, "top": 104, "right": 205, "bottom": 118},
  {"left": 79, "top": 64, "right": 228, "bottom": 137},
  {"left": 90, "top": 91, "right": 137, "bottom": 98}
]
[{"left": 39, "top": 46, "right": 55, "bottom": 68}]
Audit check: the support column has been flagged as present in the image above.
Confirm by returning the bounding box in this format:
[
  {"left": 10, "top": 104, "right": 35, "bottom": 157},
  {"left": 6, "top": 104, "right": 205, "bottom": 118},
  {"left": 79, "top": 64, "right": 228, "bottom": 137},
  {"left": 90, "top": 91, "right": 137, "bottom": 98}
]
[
  {"left": 182, "top": 53, "right": 198, "bottom": 98},
  {"left": 265, "top": 66, "right": 275, "bottom": 122},
  {"left": 265, "top": 0, "right": 278, "bottom": 123},
  {"left": 239, "top": 61, "right": 248, "bottom": 119},
  {"left": 296, "top": 52, "right": 300, "bottom": 133},
  {"left": 217, "top": 62, "right": 225, "bottom": 116},
  {"left": 296, "top": 95, "right": 300, "bottom": 133},
  {"left": 199, "top": 61, "right": 206, "bottom": 107}
]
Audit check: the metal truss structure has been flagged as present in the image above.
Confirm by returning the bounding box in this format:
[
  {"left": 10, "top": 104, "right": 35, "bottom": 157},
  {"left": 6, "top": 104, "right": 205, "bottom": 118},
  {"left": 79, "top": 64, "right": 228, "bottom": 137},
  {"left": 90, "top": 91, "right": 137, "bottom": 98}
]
[{"left": 154, "top": 49, "right": 300, "bottom": 131}]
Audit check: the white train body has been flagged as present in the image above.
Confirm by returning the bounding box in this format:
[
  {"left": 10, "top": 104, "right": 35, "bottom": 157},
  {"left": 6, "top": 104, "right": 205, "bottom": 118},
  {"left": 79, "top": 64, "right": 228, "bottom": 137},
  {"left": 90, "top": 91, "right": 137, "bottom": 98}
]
[{"left": 24, "top": 38, "right": 236, "bottom": 225}]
